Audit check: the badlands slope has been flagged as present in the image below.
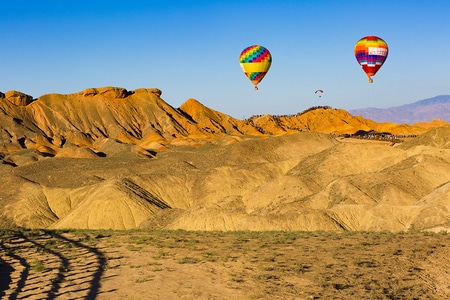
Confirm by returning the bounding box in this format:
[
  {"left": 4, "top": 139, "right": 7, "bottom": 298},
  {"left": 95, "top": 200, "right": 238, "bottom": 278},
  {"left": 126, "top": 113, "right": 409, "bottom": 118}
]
[{"left": 0, "top": 87, "right": 449, "bottom": 232}]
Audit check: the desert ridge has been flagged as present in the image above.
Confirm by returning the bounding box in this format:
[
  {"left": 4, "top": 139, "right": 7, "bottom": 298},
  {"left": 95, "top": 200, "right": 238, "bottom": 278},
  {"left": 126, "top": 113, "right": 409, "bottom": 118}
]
[
  {"left": 0, "top": 86, "right": 449, "bottom": 232},
  {"left": 1, "top": 86, "right": 446, "bottom": 163}
]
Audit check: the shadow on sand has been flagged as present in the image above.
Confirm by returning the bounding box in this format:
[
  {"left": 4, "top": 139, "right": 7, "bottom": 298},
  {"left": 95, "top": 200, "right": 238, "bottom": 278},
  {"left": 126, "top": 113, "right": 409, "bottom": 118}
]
[{"left": 0, "top": 230, "right": 111, "bottom": 299}]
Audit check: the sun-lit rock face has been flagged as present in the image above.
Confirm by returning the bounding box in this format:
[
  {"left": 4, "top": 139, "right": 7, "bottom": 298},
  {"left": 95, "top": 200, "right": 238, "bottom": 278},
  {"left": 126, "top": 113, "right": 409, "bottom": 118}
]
[
  {"left": 0, "top": 86, "right": 447, "bottom": 164},
  {"left": 3, "top": 90, "right": 34, "bottom": 106},
  {"left": 1, "top": 86, "right": 450, "bottom": 232}
]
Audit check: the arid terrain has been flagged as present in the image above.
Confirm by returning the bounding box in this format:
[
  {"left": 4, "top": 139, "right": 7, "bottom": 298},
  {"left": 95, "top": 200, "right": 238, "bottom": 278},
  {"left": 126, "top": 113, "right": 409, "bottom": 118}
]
[
  {"left": 1, "top": 86, "right": 450, "bottom": 298},
  {"left": 1, "top": 229, "right": 449, "bottom": 299},
  {"left": 1, "top": 86, "right": 449, "bottom": 232}
]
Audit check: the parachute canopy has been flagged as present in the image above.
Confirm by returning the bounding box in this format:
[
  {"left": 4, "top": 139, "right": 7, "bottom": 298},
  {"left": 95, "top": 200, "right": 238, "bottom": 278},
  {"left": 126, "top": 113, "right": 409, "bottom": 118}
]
[
  {"left": 315, "top": 90, "right": 323, "bottom": 97},
  {"left": 354, "top": 36, "right": 388, "bottom": 83},
  {"left": 239, "top": 45, "right": 272, "bottom": 90}
]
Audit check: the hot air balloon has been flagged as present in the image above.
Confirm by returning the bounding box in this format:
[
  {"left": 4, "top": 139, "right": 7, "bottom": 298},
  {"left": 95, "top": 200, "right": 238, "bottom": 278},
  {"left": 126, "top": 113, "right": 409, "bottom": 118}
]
[
  {"left": 315, "top": 90, "right": 323, "bottom": 98},
  {"left": 239, "top": 45, "right": 272, "bottom": 90},
  {"left": 354, "top": 36, "right": 388, "bottom": 83}
]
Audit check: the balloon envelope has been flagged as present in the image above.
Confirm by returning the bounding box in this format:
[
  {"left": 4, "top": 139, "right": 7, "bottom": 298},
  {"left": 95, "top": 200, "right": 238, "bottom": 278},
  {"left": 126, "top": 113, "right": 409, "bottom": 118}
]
[
  {"left": 354, "top": 36, "right": 388, "bottom": 83},
  {"left": 239, "top": 45, "right": 272, "bottom": 90}
]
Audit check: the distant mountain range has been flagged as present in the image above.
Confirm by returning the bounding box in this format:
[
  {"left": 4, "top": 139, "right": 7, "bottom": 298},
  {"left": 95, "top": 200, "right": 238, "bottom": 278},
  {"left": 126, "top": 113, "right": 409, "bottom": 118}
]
[{"left": 349, "top": 95, "right": 450, "bottom": 123}]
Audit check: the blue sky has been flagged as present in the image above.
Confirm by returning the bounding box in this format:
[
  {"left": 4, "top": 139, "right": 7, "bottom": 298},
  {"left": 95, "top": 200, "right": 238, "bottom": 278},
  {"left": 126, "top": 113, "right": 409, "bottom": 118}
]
[{"left": 2, "top": 0, "right": 449, "bottom": 119}]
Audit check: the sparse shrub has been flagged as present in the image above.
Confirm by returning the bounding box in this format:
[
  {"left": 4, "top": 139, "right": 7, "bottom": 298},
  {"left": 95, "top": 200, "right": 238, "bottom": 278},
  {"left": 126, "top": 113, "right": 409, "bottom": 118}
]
[
  {"left": 293, "top": 263, "right": 311, "bottom": 274},
  {"left": 255, "top": 273, "right": 280, "bottom": 281},
  {"left": 31, "top": 259, "right": 45, "bottom": 272},
  {"left": 135, "top": 275, "right": 153, "bottom": 283},
  {"left": 125, "top": 244, "right": 140, "bottom": 251},
  {"left": 392, "top": 249, "right": 403, "bottom": 255},
  {"left": 177, "top": 256, "right": 200, "bottom": 264},
  {"left": 44, "top": 239, "right": 57, "bottom": 250},
  {"left": 203, "top": 252, "right": 218, "bottom": 262}
]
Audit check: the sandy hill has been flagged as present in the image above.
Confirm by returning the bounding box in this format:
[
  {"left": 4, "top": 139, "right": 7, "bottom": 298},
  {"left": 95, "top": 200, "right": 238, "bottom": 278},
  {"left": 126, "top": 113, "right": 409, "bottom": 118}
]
[
  {"left": 1, "top": 88, "right": 445, "bottom": 165},
  {"left": 1, "top": 87, "right": 449, "bottom": 232}
]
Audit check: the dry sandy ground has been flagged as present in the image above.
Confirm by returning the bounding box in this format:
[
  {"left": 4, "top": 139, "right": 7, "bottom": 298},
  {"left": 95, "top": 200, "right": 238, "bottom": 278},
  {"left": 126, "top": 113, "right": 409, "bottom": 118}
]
[{"left": 1, "top": 229, "right": 449, "bottom": 299}]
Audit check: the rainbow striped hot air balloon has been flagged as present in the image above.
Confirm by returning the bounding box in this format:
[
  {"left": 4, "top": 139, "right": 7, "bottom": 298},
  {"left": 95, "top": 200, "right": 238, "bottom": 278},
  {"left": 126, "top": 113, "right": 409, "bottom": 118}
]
[
  {"left": 354, "top": 36, "right": 388, "bottom": 83},
  {"left": 239, "top": 45, "right": 272, "bottom": 90}
]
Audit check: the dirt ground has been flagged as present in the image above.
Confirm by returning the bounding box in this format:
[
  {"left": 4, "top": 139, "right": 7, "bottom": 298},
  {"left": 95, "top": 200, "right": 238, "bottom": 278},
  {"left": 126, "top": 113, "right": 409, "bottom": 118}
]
[{"left": 1, "top": 229, "right": 450, "bottom": 299}]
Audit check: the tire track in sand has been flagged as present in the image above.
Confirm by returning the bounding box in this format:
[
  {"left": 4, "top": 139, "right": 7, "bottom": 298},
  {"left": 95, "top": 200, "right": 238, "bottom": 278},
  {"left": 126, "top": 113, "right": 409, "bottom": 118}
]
[{"left": 0, "top": 230, "right": 108, "bottom": 299}]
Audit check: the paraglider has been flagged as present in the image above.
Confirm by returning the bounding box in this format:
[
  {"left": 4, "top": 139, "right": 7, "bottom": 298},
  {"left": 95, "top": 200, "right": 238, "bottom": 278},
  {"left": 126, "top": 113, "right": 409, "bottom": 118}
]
[
  {"left": 239, "top": 45, "right": 272, "bottom": 90},
  {"left": 315, "top": 90, "right": 323, "bottom": 98},
  {"left": 354, "top": 36, "right": 388, "bottom": 83}
]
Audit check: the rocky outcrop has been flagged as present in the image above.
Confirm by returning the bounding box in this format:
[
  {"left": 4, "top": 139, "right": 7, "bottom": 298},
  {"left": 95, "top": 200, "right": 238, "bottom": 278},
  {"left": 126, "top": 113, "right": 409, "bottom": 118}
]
[
  {"left": 0, "top": 86, "right": 448, "bottom": 166},
  {"left": 3, "top": 90, "right": 34, "bottom": 106},
  {"left": 1, "top": 87, "right": 450, "bottom": 231}
]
